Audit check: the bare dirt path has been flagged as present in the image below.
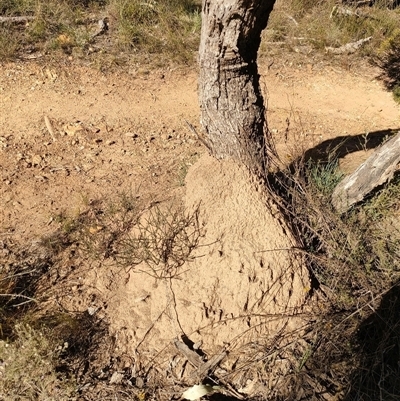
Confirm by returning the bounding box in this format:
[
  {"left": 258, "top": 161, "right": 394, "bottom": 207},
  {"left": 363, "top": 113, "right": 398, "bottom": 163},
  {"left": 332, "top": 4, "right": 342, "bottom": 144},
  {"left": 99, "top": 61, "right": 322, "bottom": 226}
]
[
  {"left": 0, "top": 64, "right": 201, "bottom": 241},
  {"left": 0, "top": 58, "right": 397, "bottom": 254},
  {"left": 1, "top": 58, "right": 399, "bottom": 398},
  {"left": 1, "top": 60, "right": 398, "bottom": 242}
]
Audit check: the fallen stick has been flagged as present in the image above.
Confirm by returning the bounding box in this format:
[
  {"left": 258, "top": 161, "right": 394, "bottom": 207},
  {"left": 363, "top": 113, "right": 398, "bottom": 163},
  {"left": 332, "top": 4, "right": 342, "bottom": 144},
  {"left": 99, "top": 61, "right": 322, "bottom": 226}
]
[
  {"left": 0, "top": 16, "right": 35, "bottom": 24},
  {"left": 332, "top": 131, "right": 400, "bottom": 213},
  {"left": 193, "top": 351, "right": 228, "bottom": 379},
  {"left": 44, "top": 116, "right": 57, "bottom": 142},
  {"left": 174, "top": 337, "right": 229, "bottom": 380},
  {"left": 325, "top": 36, "right": 372, "bottom": 54},
  {"left": 330, "top": 5, "right": 378, "bottom": 19},
  {"left": 174, "top": 338, "right": 204, "bottom": 368}
]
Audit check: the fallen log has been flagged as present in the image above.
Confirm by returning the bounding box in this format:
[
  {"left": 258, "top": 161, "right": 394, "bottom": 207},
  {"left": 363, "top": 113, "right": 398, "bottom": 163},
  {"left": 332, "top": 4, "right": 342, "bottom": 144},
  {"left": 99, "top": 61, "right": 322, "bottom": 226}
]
[
  {"left": 325, "top": 36, "right": 372, "bottom": 54},
  {"left": 332, "top": 131, "right": 400, "bottom": 213},
  {"left": 0, "top": 16, "right": 35, "bottom": 24}
]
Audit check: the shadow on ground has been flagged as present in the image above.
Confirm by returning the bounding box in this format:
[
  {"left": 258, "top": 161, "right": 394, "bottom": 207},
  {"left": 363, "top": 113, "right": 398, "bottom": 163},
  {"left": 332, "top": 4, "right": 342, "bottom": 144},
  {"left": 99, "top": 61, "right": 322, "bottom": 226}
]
[
  {"left": 344, "top": 282, "right": 400, "bottom": 401},
  {"left": 302, "top": 128, "right": 399, "bottom": 164},
  {"left": 265, "top": 127, "right": 400, "bottom": 400}
]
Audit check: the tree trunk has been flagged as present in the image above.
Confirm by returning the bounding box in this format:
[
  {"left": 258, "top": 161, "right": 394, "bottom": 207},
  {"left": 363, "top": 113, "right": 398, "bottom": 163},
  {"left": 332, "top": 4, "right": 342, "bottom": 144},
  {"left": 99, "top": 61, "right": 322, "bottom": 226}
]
[{"left": 199, "top": 0, "right": 276, "bottom": 173}]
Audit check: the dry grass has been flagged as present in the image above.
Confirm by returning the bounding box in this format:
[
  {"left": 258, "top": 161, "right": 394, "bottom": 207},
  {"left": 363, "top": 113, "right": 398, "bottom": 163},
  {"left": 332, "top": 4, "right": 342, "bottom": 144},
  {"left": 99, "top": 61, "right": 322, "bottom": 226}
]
[
  {"left": 2, "top": 149, "right": 398, "bottom": 400},
  {"left": 0, "top": 193, "right": 203, "bottom": 400},
  {"left": 266, "top": 130, "right": 400, "bottom": 399},
  {"left": 2, "top": 0, "right": 400, "bottom": 71},
  {"left": 375, "top": 30, "right": 400, "bottom": 102},
  {"left": 0, "top": 324, "right": 76, "bottom": 401},
  {"left": 263, "top": 0, "right": 400, "bottom": 60},
  {"left": 1, "top": 1, "right": 400, "bottom": 399},
  {"left": 0, "top": 0, "right": 201, "bottom": 65},
  {"left": 44, "top": 193, "right": 203, "bottom": 280}
]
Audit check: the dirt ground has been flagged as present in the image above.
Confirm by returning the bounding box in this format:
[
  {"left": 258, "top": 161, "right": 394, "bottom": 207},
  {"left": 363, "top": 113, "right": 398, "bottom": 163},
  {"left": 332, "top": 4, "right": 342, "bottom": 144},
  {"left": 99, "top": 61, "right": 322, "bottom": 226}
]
[
  {"left": 1, "top": 56, "right": 399, "bottom": 397},
  {"left": 1, "top": 58, "right": 399, "bottom": 240}
]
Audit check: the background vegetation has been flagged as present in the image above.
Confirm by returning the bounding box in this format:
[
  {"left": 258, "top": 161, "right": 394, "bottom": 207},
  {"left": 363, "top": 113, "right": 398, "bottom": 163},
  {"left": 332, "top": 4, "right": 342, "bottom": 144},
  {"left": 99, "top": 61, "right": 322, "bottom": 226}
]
[
  {"left": 1, "top": 0, "right": 400, "bottom": 98},
  {"left": 0, "top": 0, "right": 202, "bottom": 64}
]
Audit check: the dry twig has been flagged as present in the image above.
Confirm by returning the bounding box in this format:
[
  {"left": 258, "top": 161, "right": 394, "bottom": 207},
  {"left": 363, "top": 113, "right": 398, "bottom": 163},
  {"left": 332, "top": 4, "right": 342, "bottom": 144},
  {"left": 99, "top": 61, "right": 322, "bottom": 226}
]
[{"left": 0, "top": 16, "right": 35, "bottom": 24}]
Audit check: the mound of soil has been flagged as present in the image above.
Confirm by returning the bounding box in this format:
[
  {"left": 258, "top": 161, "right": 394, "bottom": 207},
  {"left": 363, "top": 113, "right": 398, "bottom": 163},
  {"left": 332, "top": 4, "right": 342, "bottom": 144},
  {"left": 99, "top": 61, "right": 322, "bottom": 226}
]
[{"left": 103, "top": 154, "right": 310, "bottom": 393}]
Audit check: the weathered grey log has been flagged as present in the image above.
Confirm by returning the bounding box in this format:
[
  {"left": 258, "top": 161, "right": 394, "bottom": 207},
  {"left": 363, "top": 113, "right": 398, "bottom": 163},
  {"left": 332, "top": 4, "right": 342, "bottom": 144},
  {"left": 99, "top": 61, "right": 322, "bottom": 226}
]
[
  {"left": 0, "top": 16, "right": 35, "bottom": 24},
  {"left": 332, "top": 131, "right": 400, "bottom": 213},
  {"left": 325, "top": 36, "right": 372, "bottom": 54}
]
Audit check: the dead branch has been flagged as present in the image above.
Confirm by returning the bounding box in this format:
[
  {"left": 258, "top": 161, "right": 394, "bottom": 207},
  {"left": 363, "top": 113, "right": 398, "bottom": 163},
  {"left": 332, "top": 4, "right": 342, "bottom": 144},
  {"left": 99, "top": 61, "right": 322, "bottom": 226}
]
[
  {"left": 193, "top": 351, "right": 228, "bottom": 379},
  {"left": 325, "top": 36, "right": 372, "bottom": 54},
  {"left": 0, "top": 16, "right": 35, "bottom": 24},
  {"left": 174, "top": 338, "right": 228, "bottom": 380},
  {"left": 174, "top": 338, "right": 204, "bottom": 368},
  {"left": 332, "top": 131, "right": 400, "bottom": 213},
  {"left": 44, "top": 116, "right": 57, "bottom": 142}
]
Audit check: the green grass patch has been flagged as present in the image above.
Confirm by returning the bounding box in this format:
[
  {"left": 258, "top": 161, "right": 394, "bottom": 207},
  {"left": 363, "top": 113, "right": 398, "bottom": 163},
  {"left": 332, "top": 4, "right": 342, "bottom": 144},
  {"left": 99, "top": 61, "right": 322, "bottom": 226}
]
[{"left": 307, "top": 158, "right": 344, "bottom": 196}]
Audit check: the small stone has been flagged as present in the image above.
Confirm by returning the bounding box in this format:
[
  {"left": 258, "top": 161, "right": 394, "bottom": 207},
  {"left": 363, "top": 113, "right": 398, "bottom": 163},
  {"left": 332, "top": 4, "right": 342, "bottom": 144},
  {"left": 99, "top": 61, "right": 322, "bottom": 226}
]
[
  {"left": 109, "top": 371, "right": 124, "bottom": 385},
  {"left": 135, "top": 377, "right": 144, "bottom": 388},
  {"left": 87, "top": 306, "right": 97, "bottom": 316},
  {"left": 125, "top": 132, "right": 138, "bottom": 139},
  {"left": 64, "top": 123, "right": 84, "bottom": 137},
  {"left": 161, "top": 133, "right": 172, "bottom": 141}
]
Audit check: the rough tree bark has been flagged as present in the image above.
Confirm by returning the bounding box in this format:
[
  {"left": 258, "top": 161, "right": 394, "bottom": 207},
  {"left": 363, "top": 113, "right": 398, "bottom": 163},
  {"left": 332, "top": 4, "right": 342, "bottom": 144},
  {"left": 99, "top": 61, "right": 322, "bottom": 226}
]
[{"left": 199, "top": 0, "right": 276, "bottom": 173}]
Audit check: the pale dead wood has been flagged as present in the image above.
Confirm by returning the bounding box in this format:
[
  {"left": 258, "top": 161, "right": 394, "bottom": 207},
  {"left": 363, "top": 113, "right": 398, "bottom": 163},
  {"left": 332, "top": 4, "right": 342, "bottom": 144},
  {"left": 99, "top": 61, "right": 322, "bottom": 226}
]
[
  {"left": 174, "top": 338, "right": 228, "bottom": 380},
  {"left": 332, "top": 131, "right": 400, "bottom": 213},
  {"left": 192, "top": 351, "right": 228, "bottom": 379},
  {"left": 174, "top": 338, "right": 204, "bottom": 368},
  {"left": 330, "top": 4, "right": 378, "bottom": 18},
  {"left": 44, "top": 116, "right": 57, "bottom": 142},
  {"left": 89, "top": 18, "right": 109, "bottom": 42},
  {"left": 330, "top": 5, "right": 358, "bottom": 18},
  {"left": 325, "top": 36, "right": 372, "bottom": 54},
  {"left": 0, "top": 16, "right": 35, "bottom": 24},
  {"left": 20, "top": 53, "right": 43, "bottom": 60},
  {"left": 351, "top": 0, "right": 372, "bottom": 6}
]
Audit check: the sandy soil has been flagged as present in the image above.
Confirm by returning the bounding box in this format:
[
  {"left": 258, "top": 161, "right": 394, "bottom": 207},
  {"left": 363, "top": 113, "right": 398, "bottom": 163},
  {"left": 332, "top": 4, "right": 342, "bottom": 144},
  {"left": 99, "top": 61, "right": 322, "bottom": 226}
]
[
  {"left": 1, "top": 60, "right": 398, "bottom": 240},
  {"left": 1, "top": 57, "right": 399, "bottom": 396}
]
